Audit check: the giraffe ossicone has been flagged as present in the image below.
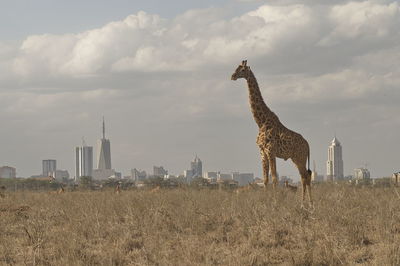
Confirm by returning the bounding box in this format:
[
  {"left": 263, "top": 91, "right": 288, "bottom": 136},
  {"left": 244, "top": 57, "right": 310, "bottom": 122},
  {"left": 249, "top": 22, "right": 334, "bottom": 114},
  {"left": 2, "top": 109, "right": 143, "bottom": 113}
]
[{"left": 231, "top": 60, "right": 313, "bottom": 205}]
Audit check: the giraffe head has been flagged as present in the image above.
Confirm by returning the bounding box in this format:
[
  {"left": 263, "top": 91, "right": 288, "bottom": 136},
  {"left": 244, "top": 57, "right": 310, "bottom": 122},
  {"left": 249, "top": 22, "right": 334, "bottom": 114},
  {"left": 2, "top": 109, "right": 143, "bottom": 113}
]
[{"left": 231, "top": 60, "right": 250, "bottom": 81}]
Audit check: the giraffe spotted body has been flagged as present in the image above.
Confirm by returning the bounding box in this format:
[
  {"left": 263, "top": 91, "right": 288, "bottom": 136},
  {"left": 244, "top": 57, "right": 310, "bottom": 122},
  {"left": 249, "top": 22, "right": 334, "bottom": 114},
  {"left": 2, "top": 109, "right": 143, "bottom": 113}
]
[{"left": 232, "top": 60, "right": 312, "bottom": 205}]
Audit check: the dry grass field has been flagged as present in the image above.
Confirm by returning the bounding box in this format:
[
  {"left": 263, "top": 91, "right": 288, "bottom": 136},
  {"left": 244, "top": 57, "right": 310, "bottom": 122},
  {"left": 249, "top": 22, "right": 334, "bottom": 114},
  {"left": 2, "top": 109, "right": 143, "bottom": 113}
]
[{"left": 1, "top": 184, "right": 400, "bottom": 265}]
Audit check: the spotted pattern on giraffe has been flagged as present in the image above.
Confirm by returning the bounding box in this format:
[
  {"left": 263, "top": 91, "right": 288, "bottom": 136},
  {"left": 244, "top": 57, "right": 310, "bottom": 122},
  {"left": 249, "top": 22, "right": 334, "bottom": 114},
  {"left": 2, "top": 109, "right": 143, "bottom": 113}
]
[{"left": 231, "top": 60, "right": 312, "bottom": 206}]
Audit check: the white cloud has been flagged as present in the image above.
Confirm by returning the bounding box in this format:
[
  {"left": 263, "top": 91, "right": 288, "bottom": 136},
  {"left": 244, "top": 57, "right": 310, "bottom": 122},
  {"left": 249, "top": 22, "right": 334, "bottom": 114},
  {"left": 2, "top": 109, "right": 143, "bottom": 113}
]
[
  {"left": 5, "top": 1, "right": 400, "bottom": 80},
  {"left": 319, "top": 1, "right": 400, "bottom": 46}
]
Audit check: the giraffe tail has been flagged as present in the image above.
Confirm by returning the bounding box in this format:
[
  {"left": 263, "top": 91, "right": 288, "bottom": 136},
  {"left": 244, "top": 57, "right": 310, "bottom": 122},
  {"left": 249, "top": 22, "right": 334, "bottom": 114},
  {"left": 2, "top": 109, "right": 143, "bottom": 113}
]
[{"left": 307, "top": 146, "right": 312, "bottom": 176}]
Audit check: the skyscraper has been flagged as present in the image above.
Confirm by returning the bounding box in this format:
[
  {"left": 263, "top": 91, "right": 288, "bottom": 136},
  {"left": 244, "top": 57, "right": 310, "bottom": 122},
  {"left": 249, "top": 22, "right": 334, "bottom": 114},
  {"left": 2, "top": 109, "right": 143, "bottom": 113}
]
[
  {"left": 42, "top": 159, "right": 57, "bottom": 176},
  {"left": 326, "top": 137, "right": 344, "bottom": 181},
  {"left": 75, "top": 143, "right": 93, "bottom": 179},
  {"left": 191, "top": 155, "right": 202, "bottom": 177},
  {"left": 97, "top": 117, "right": 112, "bottom": 170}
]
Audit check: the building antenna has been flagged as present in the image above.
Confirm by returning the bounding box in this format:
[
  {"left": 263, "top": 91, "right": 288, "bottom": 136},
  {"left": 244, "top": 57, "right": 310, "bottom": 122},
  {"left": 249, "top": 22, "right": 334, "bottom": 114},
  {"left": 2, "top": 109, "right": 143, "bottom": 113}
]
[{"left": 82, "top": 136, "right": 86, "bottom": 146}]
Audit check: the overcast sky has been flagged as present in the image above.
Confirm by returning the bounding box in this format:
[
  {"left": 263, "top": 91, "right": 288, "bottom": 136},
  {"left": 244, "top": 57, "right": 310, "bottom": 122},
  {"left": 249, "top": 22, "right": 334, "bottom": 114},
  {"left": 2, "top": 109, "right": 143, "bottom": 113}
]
[{"left": 0, "top": 0, "right": 399, "bottom": 179}]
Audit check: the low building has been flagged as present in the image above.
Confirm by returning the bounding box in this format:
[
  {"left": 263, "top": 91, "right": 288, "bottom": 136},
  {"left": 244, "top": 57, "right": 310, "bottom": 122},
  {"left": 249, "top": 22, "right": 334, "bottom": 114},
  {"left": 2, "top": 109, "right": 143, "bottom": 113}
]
[
  {"left": 372, "top": 177, "right": 392, "bottom": 187},
  {"left": 30, "top": 176, "right": 55, "bottom": 182},
  {"left": 183, "top": 169, "right": 194, "bottom": 183},
  {"left": 0, "top": 166, "right": 16, "bottom": 178},
  {"left": 393, "top": 172, "right": 400, "bottom": 186},
  {"left": 237, "top": 173, "right": 254, "bottom": 186},
  {"left": 217, "top": 179, "right": 238, "bottom": 189},
  {"left": 216, "top": 172, "right": 254, "bottom": 186},
  {"left": 55, "top": 170, "right": 70, "bottom": 181},
  {"left": 204, "top": 171, "right": 218, "bottom": 180},
  {"left": 164, "top": 174, "right": 177, "bottom": 179},
  {"left": 354, "top": 168, "right": 371, "bottom": 180},
  {"left": 218, "top": 173, "right": 232, "bottom": 181},
  {"left": 279, "top": 176, "right": 293, "bottom": 185},
  {"left": 92, "top": 169, "right": 116, "bottom": 180},
  {"left": 313, "top": 175, "right": 325, "bottom": 182},
  {"left": 311, "top": 171, "right": 324, "bottom": 182}
]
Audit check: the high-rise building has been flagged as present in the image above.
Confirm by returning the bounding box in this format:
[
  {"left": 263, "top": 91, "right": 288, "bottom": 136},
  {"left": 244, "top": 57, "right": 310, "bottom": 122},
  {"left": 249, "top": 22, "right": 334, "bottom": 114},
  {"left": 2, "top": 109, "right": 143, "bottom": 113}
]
[
  {"left": 184, "top": 169, "right": 194, "bottom": 183},
  {"left": 42, "top": 159, "right": 57, "bottom": 176},
  {"left": 0, "top": 166, "right": 16, "bottom": 178},
  {"left": 131, "top": 168, "right": 147, "bottom": 181},
  {"left": 92, "top": 118, "right": 116, "bottom": 180},
  {"left": 183, "top": 155, "right": 202, "bottom": 183},
  {"left": 97, "top": 117, "right": 112, "bottom": 170},
  {"left": 153, "top": 166, "right": 168, "bottom": 177},
  {"left": 191, "top": 155, "right": 202, "bottom": 177},
  {"left": 230, "top": 172, "right": 255, "bottom": 186},
  {"left": 326, "top": 137, "right": 344, "bottom": 181},
  {"left": 75, "top": 144, "right": 93, "bottom": 179}
]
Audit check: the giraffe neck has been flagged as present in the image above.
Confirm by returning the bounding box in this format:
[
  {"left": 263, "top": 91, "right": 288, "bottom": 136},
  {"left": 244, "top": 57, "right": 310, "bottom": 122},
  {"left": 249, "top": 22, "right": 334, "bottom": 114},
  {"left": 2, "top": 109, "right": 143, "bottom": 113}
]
[{"left": 246, "top": 70, "right": 275, "bottom": 128}]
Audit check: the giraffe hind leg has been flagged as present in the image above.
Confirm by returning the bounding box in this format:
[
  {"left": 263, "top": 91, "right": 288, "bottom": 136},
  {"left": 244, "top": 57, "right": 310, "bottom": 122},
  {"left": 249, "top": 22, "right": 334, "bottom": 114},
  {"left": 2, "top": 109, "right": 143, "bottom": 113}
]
[
  {"left": 260, "top": 151, "right": 269, "bottom": 188},
  {"left": 292, "top": 158, "right": 313, "bottom": 206}
]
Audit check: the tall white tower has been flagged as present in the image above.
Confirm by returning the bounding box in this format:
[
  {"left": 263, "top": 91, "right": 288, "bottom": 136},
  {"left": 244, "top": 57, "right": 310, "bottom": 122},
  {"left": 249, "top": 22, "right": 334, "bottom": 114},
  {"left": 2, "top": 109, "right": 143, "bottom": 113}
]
[
  {"left": 326, "top": 137, "right": 344, "bottom": 181},
  {"left": 75, "top": 141, "right": 93, "bottom": 179},
  {"left": 97, "top": 117, "right": 112, "bottom": 170}
]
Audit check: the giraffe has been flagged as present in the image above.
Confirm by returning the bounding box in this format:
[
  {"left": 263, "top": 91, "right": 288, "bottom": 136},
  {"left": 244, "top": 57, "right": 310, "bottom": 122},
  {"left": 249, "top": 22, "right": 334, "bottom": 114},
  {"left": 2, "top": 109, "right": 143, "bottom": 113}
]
[{"left": 231, "top": 60, "right": 312, "bottom": 205}]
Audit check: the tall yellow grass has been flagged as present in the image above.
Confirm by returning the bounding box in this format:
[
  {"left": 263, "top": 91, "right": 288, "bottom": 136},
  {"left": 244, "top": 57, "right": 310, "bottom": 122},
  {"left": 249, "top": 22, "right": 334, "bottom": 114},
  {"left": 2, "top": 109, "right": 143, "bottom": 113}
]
[{"left": 1, "top": 184, "right": 399, "bottom": 265}]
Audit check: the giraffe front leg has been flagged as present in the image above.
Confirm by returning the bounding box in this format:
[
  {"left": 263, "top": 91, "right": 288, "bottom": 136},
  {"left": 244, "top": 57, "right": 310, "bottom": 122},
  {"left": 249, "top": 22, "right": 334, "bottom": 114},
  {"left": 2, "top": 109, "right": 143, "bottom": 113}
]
[
  {"left": 260, "top": 151, "right": 269, "bottom": 189},
  {"left": 269, "top": 156, "right": 278, "bottom": 189},
  {"left": 301, "top": 179, "right": 307, "bottom": 204}
]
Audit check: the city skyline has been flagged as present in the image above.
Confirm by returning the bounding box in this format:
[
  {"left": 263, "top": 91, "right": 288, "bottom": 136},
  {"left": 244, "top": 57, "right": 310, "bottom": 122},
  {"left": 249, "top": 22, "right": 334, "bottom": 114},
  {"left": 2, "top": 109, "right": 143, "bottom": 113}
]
[
  {"left": 0, "top": 1, "right": 399, "bottom": 179},
  {"left": 0, "top": 135, "right": 378, "bottom": 180}
]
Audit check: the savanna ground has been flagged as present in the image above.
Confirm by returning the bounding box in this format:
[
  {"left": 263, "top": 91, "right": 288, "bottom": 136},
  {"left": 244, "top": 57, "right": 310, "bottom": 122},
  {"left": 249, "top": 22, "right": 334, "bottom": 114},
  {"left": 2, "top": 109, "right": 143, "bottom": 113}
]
[{"left": 1, "top": 184, "right": 400, "bottom": 265}]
